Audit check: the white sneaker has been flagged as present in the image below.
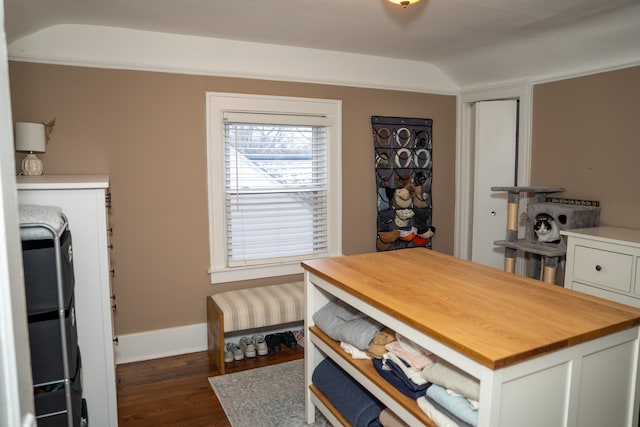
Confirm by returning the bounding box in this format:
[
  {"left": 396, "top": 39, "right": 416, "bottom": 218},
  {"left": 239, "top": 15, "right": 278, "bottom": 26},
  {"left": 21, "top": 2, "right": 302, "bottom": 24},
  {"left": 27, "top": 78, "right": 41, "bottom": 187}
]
[
  {"left": 252, "top": 335, "right": 268, "bottom": 356},
  {"left": 239, "top": 336, "right": 256, "bottom": 358},
  {"left": 224, "top": 343, "right": 234, "bottom": 363},
  {"left": 228, "top": 342, "right": 244, "bottom": 361}
]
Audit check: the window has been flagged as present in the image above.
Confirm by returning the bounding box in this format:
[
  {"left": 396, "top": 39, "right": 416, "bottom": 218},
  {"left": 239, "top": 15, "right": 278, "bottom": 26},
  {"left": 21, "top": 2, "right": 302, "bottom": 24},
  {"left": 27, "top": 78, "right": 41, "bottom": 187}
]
[{"left": 206, "top": 93, "right": 342, "bottom": 283}]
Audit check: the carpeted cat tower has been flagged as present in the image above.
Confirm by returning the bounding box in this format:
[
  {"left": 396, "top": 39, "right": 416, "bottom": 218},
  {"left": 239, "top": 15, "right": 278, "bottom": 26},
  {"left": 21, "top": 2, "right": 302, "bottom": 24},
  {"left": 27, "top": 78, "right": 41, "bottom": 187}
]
[{"left": 492, "top": 186, "right": 600, "bottom": 285}]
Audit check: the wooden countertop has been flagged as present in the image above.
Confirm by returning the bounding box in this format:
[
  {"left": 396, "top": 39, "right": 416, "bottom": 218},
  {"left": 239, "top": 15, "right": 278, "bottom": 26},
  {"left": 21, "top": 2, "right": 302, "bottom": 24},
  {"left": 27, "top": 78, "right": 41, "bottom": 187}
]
[{"left": 302, "top": 248, "right": 640, "bottom": 369}]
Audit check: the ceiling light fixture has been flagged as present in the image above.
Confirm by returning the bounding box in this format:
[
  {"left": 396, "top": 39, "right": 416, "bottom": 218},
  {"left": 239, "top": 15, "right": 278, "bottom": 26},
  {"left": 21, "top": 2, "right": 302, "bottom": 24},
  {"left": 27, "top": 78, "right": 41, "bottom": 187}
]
[{"left": 387, "top": 0, "right": 421, "bottom": 8}]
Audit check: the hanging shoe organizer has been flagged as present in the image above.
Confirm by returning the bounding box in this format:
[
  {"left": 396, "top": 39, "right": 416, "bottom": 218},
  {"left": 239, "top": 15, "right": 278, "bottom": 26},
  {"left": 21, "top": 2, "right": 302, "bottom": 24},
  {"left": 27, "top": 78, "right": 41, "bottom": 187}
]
[{"left": 372, "top": 116, "right": 435, "bottom": 251}]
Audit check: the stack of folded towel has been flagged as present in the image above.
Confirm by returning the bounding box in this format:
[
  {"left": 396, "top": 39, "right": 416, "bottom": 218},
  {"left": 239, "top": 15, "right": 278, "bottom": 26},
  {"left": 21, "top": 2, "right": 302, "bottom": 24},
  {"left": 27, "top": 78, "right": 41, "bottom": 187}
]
[{"left": 313, "top": 300, "right": 481, "bottom": 426}]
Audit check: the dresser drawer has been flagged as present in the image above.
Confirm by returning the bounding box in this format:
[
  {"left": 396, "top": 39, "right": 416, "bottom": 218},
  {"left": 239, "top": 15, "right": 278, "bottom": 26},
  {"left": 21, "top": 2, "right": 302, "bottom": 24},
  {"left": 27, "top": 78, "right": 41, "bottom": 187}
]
[{"left": 573, "top": 245, "right": 633, "bottom": 292}]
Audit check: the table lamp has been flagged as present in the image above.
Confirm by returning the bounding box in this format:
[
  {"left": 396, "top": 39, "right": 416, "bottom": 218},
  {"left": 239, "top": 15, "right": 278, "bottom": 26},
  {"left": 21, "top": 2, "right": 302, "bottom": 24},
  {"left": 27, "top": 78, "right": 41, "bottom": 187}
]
[{"left": 15, "top": 122, "right": 46, "bottom": 175}]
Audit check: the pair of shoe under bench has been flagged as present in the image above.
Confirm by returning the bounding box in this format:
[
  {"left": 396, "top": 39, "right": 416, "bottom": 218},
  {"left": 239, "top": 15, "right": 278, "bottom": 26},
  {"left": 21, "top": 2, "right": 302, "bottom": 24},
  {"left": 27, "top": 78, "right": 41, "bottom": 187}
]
[{"left": 206, "top": 281, "right": 304, "bottom": 374}]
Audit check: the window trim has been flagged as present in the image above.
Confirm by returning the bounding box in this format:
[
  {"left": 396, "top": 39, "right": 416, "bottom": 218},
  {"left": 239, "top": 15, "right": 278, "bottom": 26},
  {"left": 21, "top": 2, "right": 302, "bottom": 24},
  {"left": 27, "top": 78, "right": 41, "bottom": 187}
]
[{"left": 206, "top": 92, "right": 342, "bottom": 283}]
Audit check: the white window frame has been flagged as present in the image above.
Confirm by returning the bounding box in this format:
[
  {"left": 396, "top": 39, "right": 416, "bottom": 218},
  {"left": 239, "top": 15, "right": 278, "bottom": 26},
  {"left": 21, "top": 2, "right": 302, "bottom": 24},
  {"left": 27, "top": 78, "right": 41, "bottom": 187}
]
[{"left": 206, "top": 92, "right": 342, "bottom": 283}]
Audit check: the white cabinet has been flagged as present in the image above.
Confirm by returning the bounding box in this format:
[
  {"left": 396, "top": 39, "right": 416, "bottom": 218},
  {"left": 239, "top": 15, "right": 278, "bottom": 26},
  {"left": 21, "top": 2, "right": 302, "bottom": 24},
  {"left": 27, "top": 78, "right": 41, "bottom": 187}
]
[
  {"left": 563, "top": 226, "right": 640, "bottom": 308},
  {"left": 17, "top": 175, "right": 118, "bottom": 427},
  {"left": 302, "top": 248, "right": 640, "bottom": 427}
]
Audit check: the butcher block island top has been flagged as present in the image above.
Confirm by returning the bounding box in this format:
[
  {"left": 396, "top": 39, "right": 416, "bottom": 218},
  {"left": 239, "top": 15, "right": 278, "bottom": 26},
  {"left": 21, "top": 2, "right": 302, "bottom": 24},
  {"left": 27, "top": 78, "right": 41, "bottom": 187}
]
[{"left": 301, "top": 248, "right": 640, "bottom": 370}]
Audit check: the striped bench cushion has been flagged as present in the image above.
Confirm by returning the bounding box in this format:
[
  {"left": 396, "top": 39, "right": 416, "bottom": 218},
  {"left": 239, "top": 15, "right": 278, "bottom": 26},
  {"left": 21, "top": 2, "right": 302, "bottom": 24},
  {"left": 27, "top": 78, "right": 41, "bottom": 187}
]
[{"left": 212, "top": 282, "right": 304, "bottom": 332}]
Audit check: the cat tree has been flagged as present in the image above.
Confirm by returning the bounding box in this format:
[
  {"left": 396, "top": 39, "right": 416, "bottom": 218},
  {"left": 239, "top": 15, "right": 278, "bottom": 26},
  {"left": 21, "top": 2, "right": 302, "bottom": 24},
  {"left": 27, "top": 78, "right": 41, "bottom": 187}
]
[{"left": 491, "top": 186, "right": 600, "bottom": 284}]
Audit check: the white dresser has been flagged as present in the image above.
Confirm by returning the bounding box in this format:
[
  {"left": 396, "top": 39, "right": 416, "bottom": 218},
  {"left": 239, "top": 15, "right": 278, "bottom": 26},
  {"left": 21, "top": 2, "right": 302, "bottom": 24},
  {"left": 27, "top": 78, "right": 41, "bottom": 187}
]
[
  {"left": 563, "top": 226, "right": 640, "bottom": 308},
  {"left": 17, "top": 175, "right": 118, "bottom": 427}
]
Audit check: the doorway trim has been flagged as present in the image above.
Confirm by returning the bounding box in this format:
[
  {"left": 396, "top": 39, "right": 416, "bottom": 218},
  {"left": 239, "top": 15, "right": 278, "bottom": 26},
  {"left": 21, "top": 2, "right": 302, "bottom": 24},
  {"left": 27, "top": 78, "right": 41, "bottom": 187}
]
[{"left": 454, "top": 81, "right": 533, "bottom": 260}]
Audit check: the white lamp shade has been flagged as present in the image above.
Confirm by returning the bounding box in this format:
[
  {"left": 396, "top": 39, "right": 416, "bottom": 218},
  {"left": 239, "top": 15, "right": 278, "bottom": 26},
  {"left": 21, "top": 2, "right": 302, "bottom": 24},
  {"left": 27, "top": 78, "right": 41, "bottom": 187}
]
[{"left": 15, "top": 122, "right": 46, "bottom": 153}]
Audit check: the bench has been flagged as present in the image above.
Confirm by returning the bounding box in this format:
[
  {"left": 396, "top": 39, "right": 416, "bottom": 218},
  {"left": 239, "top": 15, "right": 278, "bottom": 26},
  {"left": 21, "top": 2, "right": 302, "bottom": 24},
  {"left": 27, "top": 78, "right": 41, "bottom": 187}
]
[{"left": 206, "top": 281, "right": 304, "bottom": 374}]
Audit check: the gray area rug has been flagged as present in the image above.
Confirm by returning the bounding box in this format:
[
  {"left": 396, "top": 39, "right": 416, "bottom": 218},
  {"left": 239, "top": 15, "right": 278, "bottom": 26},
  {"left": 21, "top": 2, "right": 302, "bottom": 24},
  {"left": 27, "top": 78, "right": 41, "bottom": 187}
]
[{"left": 209, "top": 359, "right": 331, "bottom": 426}]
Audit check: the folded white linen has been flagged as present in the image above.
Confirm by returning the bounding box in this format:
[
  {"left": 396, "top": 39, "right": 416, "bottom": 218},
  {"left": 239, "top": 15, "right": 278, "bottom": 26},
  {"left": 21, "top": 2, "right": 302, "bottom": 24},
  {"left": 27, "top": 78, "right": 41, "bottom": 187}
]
[
  {"left": 417, "top": 397, "right": 461, "bottom": 427},
  {"left": 420, "top": 359, "right": 480, "bottom": 401},
  {"left": 340, "top": 342, "right": 371, "bottom": 359}
]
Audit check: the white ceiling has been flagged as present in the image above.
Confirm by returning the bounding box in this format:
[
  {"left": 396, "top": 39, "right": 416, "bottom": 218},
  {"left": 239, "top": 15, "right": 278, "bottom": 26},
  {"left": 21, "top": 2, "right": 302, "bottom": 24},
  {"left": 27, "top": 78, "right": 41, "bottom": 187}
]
[{"left": 4, "top": 0, "right": 640, "bottom": 88}]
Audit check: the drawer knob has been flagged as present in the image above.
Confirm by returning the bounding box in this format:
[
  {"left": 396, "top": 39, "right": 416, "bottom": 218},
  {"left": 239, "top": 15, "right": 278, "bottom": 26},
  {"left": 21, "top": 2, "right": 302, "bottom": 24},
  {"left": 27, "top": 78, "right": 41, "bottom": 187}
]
[{"left": 595, "top": 265, "right": 602, "bottom": 271}]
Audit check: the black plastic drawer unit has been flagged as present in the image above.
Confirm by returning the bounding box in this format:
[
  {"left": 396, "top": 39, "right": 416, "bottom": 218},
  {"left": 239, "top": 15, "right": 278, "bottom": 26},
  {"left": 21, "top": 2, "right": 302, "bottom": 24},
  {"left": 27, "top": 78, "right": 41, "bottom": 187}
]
[
  {"left": 22, "top": 229, "right": 75, "bottom": 316},
  {"left": 34, "top": 352, "right": 83, "bottom": 427},
  {"left": 28, "top": 298, "right": 78, "bottom": 385}
]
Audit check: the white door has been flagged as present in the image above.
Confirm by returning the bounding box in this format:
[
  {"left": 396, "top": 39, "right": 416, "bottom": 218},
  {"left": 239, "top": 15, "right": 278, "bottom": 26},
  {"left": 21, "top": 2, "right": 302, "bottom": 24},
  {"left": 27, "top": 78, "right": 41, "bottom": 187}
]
[
  {"left": 471, "top": 100, "right": 518, "bottom": 269},
  {"left": 0, "top": 0, "right": 37, "bottom": 424}
]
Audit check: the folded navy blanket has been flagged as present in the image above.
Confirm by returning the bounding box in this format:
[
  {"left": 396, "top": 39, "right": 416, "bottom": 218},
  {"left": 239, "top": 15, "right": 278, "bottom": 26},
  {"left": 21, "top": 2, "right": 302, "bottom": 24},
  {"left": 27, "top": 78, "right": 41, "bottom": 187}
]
[
  {"left": 313, "top": 358, "right": 384, "bottom": 427},
  {"left": 372, "top": 358, "right": 429, "bottom": 400}
]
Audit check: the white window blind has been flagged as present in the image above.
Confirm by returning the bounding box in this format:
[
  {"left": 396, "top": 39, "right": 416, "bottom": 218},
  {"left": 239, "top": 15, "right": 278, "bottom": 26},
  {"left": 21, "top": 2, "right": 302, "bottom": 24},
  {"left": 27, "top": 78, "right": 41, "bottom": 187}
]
[
  {"left": 223, "top": 112, "right": 330, "bottom": 267},
  {"left": 207, "top": 93, "right": 342, "bottom": 283}
]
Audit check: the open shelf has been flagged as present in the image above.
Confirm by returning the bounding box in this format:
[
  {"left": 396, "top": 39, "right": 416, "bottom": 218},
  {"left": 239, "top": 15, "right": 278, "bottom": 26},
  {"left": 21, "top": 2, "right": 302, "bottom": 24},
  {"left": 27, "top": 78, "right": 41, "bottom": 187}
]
[
  {"left": 303, "top": 249, "right": 640, "bottom": 426},
  {"left": 309, "top": 385, "right": 351, "bottom": 427},
  {"left": 493, "top": 239, "right": 566, "bottom": 257},
  {"left": 309, "top": 325, "right": 436, "bottom": 427}
]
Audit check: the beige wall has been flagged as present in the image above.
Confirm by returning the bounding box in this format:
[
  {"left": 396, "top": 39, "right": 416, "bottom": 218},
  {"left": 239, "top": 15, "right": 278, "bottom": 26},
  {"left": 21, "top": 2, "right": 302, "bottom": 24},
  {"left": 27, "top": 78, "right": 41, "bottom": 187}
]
[
  {"left": 531, "top": 66, "right": 640, "bottom": 229},
  {"left": 9, "top": 61, "right": 457, "bottom": 335}
]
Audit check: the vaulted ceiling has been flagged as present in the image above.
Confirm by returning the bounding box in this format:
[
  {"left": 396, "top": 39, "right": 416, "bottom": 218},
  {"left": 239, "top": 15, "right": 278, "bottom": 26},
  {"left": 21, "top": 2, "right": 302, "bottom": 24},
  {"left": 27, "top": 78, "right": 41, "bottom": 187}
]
[{"left": 5, "top": 0, "right": 640, "bottom": 88}]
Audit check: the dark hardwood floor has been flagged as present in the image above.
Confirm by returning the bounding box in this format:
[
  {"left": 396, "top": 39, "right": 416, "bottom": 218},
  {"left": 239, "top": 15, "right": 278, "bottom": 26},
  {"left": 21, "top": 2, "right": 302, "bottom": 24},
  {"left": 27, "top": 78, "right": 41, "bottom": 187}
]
[{"left": 116, "top": 345, "right": 305, "bottom": 426}]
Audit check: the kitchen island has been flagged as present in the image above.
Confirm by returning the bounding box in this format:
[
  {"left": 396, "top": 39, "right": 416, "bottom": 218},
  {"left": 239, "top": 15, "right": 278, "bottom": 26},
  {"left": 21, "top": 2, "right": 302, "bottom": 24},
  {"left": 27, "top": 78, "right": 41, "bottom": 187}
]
[{"left": 303, "top": 248, "right": 640, "bottom": 426}]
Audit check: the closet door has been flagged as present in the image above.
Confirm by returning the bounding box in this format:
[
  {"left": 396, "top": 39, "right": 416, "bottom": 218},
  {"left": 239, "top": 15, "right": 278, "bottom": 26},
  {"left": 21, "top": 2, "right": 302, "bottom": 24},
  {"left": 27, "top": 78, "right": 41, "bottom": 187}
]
[
  {"left": 0, "top": 6, "right": 36, "bottom": 423},
  {"left": 471, "top": 100, "right": 518, "bottom": 269}
]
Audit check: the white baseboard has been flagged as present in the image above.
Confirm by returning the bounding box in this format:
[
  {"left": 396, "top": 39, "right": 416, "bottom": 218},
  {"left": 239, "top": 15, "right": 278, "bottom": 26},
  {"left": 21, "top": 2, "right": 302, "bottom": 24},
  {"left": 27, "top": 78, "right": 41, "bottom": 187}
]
[
  {"left": 114, "top": 323, "right": 208, "bottom": 365},
  {"left": 114, "top": 321, "right": 305, "bottom": 365}
]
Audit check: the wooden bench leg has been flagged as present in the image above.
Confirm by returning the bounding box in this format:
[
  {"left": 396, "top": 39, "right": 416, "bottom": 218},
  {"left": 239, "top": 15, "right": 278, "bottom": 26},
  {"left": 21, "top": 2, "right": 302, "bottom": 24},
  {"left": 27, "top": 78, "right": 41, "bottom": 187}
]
[{"left": 207, "top": 296, "right": 226, "bottom": 375}]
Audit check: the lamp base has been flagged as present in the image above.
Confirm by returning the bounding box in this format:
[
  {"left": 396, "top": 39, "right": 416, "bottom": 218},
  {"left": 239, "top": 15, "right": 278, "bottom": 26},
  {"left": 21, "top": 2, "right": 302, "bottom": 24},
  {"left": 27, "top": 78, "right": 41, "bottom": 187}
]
[{"left": 21, "top": 152, "right": 43, "bottom": 176}]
